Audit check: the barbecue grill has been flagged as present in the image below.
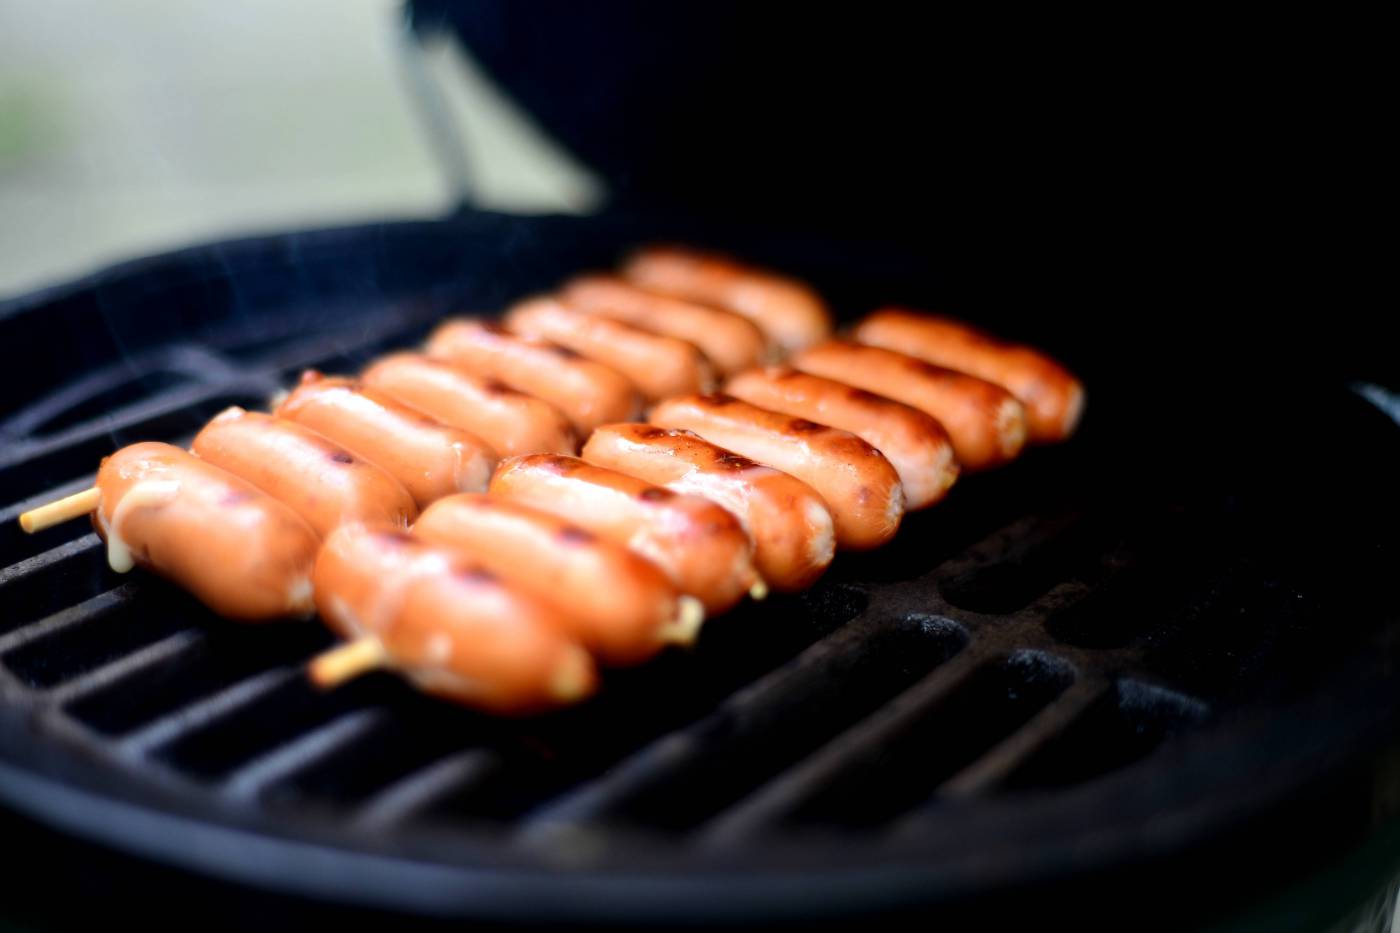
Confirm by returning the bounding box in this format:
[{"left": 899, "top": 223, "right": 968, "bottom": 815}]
[{"left": 2, "top": 6, "right": 1395, "bottom": 930}]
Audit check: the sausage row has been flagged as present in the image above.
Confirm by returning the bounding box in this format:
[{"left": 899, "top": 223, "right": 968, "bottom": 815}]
[{"left": 72, "top": 244, "right": 1083, "bottom": 714}]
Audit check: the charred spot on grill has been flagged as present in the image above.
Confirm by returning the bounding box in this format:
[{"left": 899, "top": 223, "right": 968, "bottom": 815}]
[
  {"left": 788, "top": 418, "right": 825, "bottom": 434},
  {"left": 638, "top": 487, "right": 674, "bottom": 502},
  {"left": 456, "top": 566, "right": 498, "bottom": 585},
  {"left": 329, "top": 451, "right": 355, "bottom": 464},
  {"left": 481, "top": 378, "right": 514, "bottom": 395},
  {"left": 714, "top": 453, "right": 757, "bottom": 470},
  {"left": 558, "top": 526, "right": 596, "bottom": 545}
]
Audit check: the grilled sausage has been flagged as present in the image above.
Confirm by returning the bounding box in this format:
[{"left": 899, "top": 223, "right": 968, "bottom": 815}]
[
  {"left": 559, "top": 275, "right": 767, "bottom": 376},
  {"left": 724, "top": 367, "right": 959, "bottom": 509},
  {"left": 276, "top": 371, "right": 495, "bottom": 508},
  {"left": 426, "top": 320, "right": 641, "bottom": 434},
  {"left": 415, "top": 493, "right": 702, "bottom": 665},
  {"left": 192, "top": 407, "right": 417, "bottom": 537},
  {"left": 489, "top": 455, "right": 758, "bottom": 613},
  {"left": 361, "top": 353, "right": 576, "bottom": 457},
  {"left": 649, "top": 395, "right": 903, "bottom": 550},
  {"left": 791, "top": 341, "right": 1027, "bottom": 471},
  {"left": 91, "top": 442, "right": 318, "bottom": 620},
  {"left": 582, "top": 424, "right": 835, "bottom": 592},
  {"left": 505, "top": 296, "right": 716, "bottom": 403},
  {"left": 621, "top": 245, "right": 833, "bottom": 352},
  {"left": 314, "top": 524, "right": 596, "bottom": 713},
  {"left": 852, "top": 308, "right": 1084, "bottom": 442}
]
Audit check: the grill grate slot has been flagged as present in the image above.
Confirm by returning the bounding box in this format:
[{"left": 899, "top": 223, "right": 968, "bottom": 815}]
[
  {"left": 0, "top": 537, "right": 114, "bottom": 637},
  {"left": 1, "top": 584, "right": 197, "bottom": 689},
  {"left": 750, "top": 650, "right": 1077, "bottom": 832},
  {"left": 64, "top": 623, "right": 332, "bottom": 736}
]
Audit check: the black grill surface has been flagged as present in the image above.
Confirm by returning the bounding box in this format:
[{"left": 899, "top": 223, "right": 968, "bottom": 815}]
[{"left": 2, "top": 211, "right": 1399, "bottom": 929}]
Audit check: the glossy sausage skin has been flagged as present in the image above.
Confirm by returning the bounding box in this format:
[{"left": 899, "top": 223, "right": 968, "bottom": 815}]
[
  {"left": 192, "top": 407, "right": 417, "bottom": 538},
  {"left": 505, "top": 297, "right": 715, "bottom": 403},
  {"left": 415, "top": 494, "right": 697, "bottom": 666},
  {"left": 649, "top": 395, "right": 903, "bottom": 551},
  {"left": 426, "top": 320, "right": 641, "bottom": 434},
  {"left": 791, "top": 341, "right": 1027, "bottom": 471},
  {"left": 314, "top": 525, "right": 596, "bottom": 713},
  {"left": 725, "top": 367, "right": 959, "bottom": 509},
  {"left": 853, "top": 308, "right": 1084, "bottom": 442},
  {"left": 489, "top": 455, "right": 758, "bottom": 614},
  {"left": 92, "top": 442, "right": 318, "bottom": 620},
  {"left": 559, "top": 275, "right": 767, "bottom": 376},
  {"left": 276, "top": 371, "right": 496, "bottom": 508},
  {"left": 361, "top": 353, "right": 576, "bottom": 457},
  {"left": 622, "top": 245, "right": 833, "bottom": 353},
  {"left": 582, "top": 424, "right": 835, "bottom": 592}
]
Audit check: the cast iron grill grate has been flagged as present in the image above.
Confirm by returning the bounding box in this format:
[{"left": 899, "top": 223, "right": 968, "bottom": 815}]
[
  {"left": 1, "top": 217, "right": 1396, "bottom": 927},
  {"left": 2, "top": 303, "right": 1301, "bottom": 842}
]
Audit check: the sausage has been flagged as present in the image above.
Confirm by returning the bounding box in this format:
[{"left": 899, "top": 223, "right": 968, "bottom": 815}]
[
  {"left": 361, "top": 353, "right": 576, "bottom": 457},
  {"left": 582, "top": 424, "right": 835, "bottom": 592},
  {"left": 648, "top": 394, "right": 903, "bottom": 551},
  {"left": 414, "top": 493, "right": 702, "bottom": 665},
  {"left": 724, "top": 367, "right": 959, "bottom": 510},
  {"left": 790, "top": 341, "right": 1027, "bottom": 471},
  {"left": 489, "top": 455, "right": 758, "bottom": 613},
  {"left": 275, "top": 371, "right": 496, "bottom": 508},
  {"left": 191, "top": 407, "right": 417, "bottom": 537},
  {"left": 621, "top": 245, "right": 833, "bottom": 353},
  {"left": 425, "top": 320, "right": 641, "bottom": 434},
  {"left": 558, "top": 274, "right": 767, "bottom": 376},
  {"left": 505, "top": 296, "right": 716, "bottom": 403},
  {"left": 313, "top": 524, "right": 596, "bottom": 713},
  {"left": 852, "top": 308, "right": 1084, "bottom": 442},
  {"left": 91, "top": 442, "right": 318, "bottom": 620}
]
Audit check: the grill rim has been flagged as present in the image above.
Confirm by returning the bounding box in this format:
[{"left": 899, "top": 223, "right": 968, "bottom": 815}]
[{"left": 4, "top": 210, "right": 1400, "bottom": 924}]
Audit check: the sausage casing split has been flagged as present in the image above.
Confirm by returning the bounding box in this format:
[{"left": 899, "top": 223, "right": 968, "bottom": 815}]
[
  {"left": 314, "top": 525, "right": 597, "bottom": 713},
  {"left": 559, "top": 275, "right": 767, "bottom": 376},
  {"left": 489, "top": 455, "right": 758, "bottom": 614},
  {"left": 582, "top": 424, "right": 835, "bottom": 592},
  {"left": 648, "top": 395, "right": 904, "bottom": 551},
  {"left": 791, "top": 341, "right": 1027, "bottom": 471},
  {"left": 276, "top": 371, "right": 496, "bottom": 508},
  {"left": 426, "top": 320, "right": 641, "bottom": 434},
  {"left": 415, "top": 494, "right": 700, "bottom": 665},
  {"left": 852, "top": 308, "right": 1084, "bottom": 442},
  {"left": 361, "top": 353, "right": 576, "bottom": 457},
  {"left": 192, "top": 407, "right": 418, "bottom": 538},
  {"left": 505, "top": 297, "right": 716, "bottom": 403},
  {"left": 92, "top": 442, "right": 318, "bottom": 620},
  {"left": 724, "top": 367, "right": 959, "bottom": 510},
  {"left": 621, "top": 245, "right": 833, "bottom": 353}
]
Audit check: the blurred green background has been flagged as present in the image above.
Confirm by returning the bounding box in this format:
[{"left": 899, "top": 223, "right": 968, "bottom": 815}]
[{"left": 0, "top": 0, "right": 600, "bottom": 297}]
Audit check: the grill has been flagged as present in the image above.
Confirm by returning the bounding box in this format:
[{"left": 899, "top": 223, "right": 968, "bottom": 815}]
[{"left": 3, "top": 210, "right": 1400, "bottom": 929}]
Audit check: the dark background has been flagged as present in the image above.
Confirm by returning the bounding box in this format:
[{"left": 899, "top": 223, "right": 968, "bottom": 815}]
[{"left": 413, "top": 2, "right": 1388, "bottom": 389}]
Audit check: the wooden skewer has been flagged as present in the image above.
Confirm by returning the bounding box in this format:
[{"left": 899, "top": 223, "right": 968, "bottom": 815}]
[
  {"left": 749, "top": 578, "right": 769, "bottom": 601},
  {"left": 19, "top": 487, "right": 101, "bottom": 533},
  {"left": 658, "top": 595, "right": 705, "bottom": 646},
  {"left": 308, "top": 638, "right": 388, "bottom": 689}
]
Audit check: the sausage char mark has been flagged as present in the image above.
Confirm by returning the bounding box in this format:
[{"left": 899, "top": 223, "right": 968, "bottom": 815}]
[
  {"left": 557, "top": 526, "right": 596, "bottom": 545},
  {"left": 329, "top": 451, "right": 355, "bottom": 464}
]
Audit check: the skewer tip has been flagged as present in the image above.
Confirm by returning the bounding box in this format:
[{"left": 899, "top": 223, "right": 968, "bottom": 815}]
[
  {"left": 549, "top": 647, "right": 597, "bottom": 703},
  {"left": 658, "top": 596, "right": 705, "bottom": 646},
  {"left": 749, "top": 578, "right": 770, "bottom": 601},
  {"left": 18, "top": 487, "right": 101, "bottom": 534},
  {"left": 308, "top": 638, "right": 387, "bottom": 689}
]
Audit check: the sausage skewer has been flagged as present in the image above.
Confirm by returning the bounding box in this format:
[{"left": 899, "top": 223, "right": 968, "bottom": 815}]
[
  {"left": 582, "top": 423, "right": 835, "bottom": 592},
  {"left": 649, "top": 394, "right": 905, "bottom": 551},
  {"left": 852, "top": 308, "right": 1084, "bottom": 443}
]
